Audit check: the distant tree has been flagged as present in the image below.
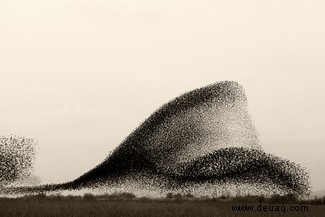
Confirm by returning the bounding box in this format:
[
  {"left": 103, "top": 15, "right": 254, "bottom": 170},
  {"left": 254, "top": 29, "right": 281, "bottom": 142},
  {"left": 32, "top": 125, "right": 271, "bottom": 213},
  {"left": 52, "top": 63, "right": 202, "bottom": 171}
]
[
  {"left": 83, "top": 193, "right": 96, "bottom": 200},
  {"left": 0, "top": 135, "right": 37, "bottom": 185},
  {"left": 166, "top": 192, "right": 183, "bottom": 199},
  {"left": 219, "top": 194, "right": 229, "bottom": 200},
  {"left": 269, "top": 194, "right": 297, "bottom": 204},
  {"left": 31, "top": 193, "right": 47, "bottom": 200},
  {"left": 284, "top": 193, "right": 298, "bottom": 203},
  {"left": 184, "top": 193, "right": 194, "bottom": 198},
  {"left": 104, "top": 192, "right": 136, "bottom": 199},
  {"left": 118, "top": 192, "right": 136, "bottom": 199}
]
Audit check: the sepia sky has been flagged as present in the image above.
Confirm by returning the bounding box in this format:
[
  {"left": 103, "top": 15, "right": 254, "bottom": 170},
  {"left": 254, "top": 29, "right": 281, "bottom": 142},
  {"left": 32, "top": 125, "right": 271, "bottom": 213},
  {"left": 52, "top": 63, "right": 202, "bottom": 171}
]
[{"left": 0, "top": 0, "right": 324, "bottom": 191}]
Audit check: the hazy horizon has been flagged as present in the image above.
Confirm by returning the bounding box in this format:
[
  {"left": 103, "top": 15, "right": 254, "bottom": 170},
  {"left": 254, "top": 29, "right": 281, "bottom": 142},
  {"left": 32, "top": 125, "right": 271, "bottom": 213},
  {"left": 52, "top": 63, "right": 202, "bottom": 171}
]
[{"left": 0, "top": 0, "right": 324, "bottom": 191}]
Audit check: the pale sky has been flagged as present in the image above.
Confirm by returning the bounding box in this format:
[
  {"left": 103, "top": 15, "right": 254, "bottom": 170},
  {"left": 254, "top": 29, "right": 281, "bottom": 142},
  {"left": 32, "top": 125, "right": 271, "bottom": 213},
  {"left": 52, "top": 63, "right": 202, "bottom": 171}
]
[{"left": 0, "top": 0, "right": 324, "bottom": 191}]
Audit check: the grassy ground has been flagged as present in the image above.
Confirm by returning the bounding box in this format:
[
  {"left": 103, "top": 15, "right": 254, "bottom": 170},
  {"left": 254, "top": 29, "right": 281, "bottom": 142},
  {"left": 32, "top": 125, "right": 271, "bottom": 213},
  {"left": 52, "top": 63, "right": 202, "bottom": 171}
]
[{"left": 0, "top": 197, "right": 324, "bottom": 217}]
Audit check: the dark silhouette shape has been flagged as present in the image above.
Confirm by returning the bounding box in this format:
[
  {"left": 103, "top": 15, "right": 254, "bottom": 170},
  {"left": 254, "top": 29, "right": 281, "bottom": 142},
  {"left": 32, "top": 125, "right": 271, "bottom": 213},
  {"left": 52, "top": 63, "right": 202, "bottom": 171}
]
[{"left": 1, "top": 81, "right": 310, "bottom": 197}]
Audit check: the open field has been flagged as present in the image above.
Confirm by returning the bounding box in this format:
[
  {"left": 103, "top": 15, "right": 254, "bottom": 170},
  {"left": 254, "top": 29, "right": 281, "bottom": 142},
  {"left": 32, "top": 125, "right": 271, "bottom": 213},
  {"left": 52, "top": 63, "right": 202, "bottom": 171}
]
[{"left": 0, "top": 195, "right": 324, "bottom": 217}]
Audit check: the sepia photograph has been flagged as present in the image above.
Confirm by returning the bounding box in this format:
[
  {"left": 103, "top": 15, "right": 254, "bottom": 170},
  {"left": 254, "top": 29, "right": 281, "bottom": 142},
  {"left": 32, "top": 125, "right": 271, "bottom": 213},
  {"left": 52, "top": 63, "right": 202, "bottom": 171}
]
[{"left": 1, "top": 0, "right": 324, "bottom": 216}]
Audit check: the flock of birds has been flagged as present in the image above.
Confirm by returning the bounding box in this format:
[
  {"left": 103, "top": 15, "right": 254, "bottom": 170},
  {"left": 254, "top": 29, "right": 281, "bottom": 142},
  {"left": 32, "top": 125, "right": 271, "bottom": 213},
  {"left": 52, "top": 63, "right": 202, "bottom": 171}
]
[{"left": 0, "top": 81, "right": 310, "bottom": 197}]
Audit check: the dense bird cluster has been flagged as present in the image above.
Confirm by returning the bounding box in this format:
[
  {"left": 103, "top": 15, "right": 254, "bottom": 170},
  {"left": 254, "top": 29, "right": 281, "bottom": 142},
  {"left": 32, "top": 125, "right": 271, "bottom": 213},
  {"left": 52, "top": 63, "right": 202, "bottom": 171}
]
[
  {"left": 1, "top": 81, "right": 310, "bottom": 197},
  {"left": 171, "top": 147, "right": 309, "bottom": 196},
  {"left": 68, "top": 81, "right": 310, "bottom": 197},
  {"left": 0, "top": 135, "right": 36, "bottom": 186}
]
